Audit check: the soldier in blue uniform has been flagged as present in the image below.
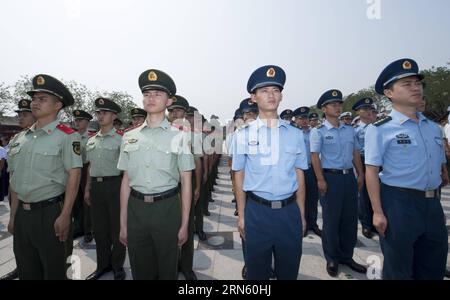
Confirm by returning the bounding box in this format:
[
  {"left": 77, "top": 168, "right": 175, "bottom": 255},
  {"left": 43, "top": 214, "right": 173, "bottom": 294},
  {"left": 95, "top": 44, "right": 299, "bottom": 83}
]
[
  {"left": 352, "top": 97, "right": 377, "bottom": 239},
  {"left": 339, "top": 112, "right": 353, "bottom": 126},
  {"left": 309, "top": 112, "right": 320, "bottom": 128},
  {"left": 293, "top": 107, "right": 321, "bottom": 237},
  {"left": 239, "top": 98, "right": 259, "bottom": 123},
  {"left": 280, "top": 109, "right": 293, "bottom": 122},
  {"left": 232, "top": 65, "right": 308, "bottom": 280},
  {"left": 310, "top": 89, "right": 367, "bottom": 277},
  {"left": 365, "top": 58, "right": 448, "bottom": 280}
]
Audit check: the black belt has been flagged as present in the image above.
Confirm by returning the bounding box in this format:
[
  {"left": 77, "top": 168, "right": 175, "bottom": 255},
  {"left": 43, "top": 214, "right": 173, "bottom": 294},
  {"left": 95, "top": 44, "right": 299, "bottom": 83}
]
[
  {"left": 323, "top": 168, "right": 353, "bottom": 175},
  {"left": 383, "top": 184, "right": 439, "bottom": 199},
  {"left": 92, "top": 176, "right": 121, "bottom": 183},
  {"left": 20, "top": 195, "right": 63, "bottom": 211},
  {"left": 246, "top": 192, "right": 296, "bottom": 209},
  {"left": 131, "top": 187, "right": 179, "bottom": 204}
]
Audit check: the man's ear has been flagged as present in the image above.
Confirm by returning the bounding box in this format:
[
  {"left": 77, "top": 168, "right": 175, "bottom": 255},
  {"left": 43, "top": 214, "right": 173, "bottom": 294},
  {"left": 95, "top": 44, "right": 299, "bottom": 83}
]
[
  {"left": 250, "top": 93, "right": 257, "bottom": 104},
  {"left": 112, "top": 113, "right": 117, "bottom": 121},
  {"left": 166, "top": 96, "right": 174, "bottom": 108},
  {"left": 383, "top": 88, "right": 393, "bottom": 100},
  {"left": 55, "top": 98, "right": 64, "bottom": 111},
  {"left": 321, "top": 106, "right": 327, "bottom": 114}
]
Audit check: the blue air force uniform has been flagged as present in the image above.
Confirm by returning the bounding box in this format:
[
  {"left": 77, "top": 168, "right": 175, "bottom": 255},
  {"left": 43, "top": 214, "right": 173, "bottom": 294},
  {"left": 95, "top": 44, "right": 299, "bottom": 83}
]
[
  {"left": 310, "top": 90, "right": 364, "bottom": 273},
  {"left": 232, "top": 65, "right": 308, "bottom": 280},
  {"left": 352, "top": 98, "right": 376, "bottom": 234},
  {"left": 365, "top": 58, "right": 448, "bottom": 280},
  {"left": 293, "top": 107, "right": 320, "bottom": 234}
]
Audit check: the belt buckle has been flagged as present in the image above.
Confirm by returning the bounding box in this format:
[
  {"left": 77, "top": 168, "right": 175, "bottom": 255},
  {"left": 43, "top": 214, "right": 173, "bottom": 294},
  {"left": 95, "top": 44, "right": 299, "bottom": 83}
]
[
  {"left": 144, "top": 195, "right": 154, "bottom": 203},
  {"left": 23, "top": 203, "right": 31, "bottom": 211},
  {"left": 342, "top": 169, "right": 349, "bottom": 175},
  {"left": 425, "top": 190, "right": 435, "bottom": 199},
  {"left": 97, "top": 177, "right": 103, "bottom": 183},
  {"left": 271, "top": 201, "right": 282, "bottom": 209}
]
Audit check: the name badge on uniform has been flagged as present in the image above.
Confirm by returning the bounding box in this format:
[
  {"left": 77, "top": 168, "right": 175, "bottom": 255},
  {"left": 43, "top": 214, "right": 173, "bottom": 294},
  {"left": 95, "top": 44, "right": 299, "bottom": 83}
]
[
  {"left": 396, "top": 133, "right": 411, "bottom": 145},
  {"left": 248, "top": 141, "right": 259, "bottom": 146}
]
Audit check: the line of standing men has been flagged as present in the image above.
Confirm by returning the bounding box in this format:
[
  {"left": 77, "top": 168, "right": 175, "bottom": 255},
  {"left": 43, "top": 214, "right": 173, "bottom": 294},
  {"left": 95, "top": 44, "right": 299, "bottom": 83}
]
[
  {"left": 231, "top": 59, "right": 448, "bottom": 280},
  {"left": 4, "top": 69, "right": 222, "bottom": 280}
]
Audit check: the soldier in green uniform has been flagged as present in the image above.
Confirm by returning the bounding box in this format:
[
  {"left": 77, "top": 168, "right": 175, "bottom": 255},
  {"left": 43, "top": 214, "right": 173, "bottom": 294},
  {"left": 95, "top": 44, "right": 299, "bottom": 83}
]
[
  {"left": 1, "top": 99, "right": 35, "bottom": 281},
  {"left": 186, "top": 106, "right": 207, "bottom": 243},
  {"left": 130, "top": 108, "right": 146, "bottom": 127},
  {"left": 168, "top": 96, "right": 203, "bottom": 281},
  {"left": 7, "top": 74, "right": 82, "bottom": 280},
  {"left": 72, "top": 110, "right": 94, "bottom": 243},
  {"left": 84, "top": 98, "right": 126, "bottom": 280},
  {"left": 118, "top": 69, "right": 194, "bottom": 280},
  {"left": 113, "top": 118, "right": 123, "bottom": 131}
]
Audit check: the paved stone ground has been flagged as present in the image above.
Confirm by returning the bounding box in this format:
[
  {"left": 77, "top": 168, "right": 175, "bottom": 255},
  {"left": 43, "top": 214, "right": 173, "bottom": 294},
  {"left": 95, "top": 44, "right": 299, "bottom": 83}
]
[{"left": 1, "top": 157, "right": 449, "bottom": 280}]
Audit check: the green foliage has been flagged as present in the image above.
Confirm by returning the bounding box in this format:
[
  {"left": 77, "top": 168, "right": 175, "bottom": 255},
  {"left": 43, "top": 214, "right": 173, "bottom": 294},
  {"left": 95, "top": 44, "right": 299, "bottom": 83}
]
[
  {"left": 1, "top": 75, "right": 137, "bottom": 123},
  {"left": 309, "top": 63, "right": 450, "bottom": 120}
]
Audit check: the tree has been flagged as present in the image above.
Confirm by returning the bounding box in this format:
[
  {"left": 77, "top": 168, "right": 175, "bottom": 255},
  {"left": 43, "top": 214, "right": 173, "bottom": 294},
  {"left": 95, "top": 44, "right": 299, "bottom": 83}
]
[
  {"left": 422, "top": 66, "right": 450, "bottom": 116},
  {"left": 0, "top": 82, "right": 13, "bottom": 116},
  {"left": 5, "top": 75, "right": 137, "bottom": 123},
  {"left": 91, "top": 90, "right": 137, "bottom": 126},
  {"left": 308, "top": 64, "right": 450, "bottom": 120}
]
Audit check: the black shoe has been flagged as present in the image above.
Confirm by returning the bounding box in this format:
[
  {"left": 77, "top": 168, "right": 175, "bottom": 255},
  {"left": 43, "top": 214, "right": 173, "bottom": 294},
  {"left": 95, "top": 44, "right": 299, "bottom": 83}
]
[
  {"left": 204, "top": 211, "right": 211, "bottom": 216},
  {"left": 241, "top": 266, "right": 247, "bottom": 279},
  {"left": 182, "top": 270, "right": 198, "bottom": 280},
  {"left": 234, "top": 210, "right": 238, "bottom": 216},
  {"left": 231, "top": 198, "right": 236, "bottom": 203},
  {"left": 86, "top": 266, "right": 113, "bottom": 280},
  {"left": 326, "top": 262, "right": 339, "bottom": 277},
  {"left": 83, "top": 232, "right": 94, "bottom": 243},
  {"left": 445, "top": 269, "right": 450, "bottom": 278},
  {"left": 0, "top": 268, "right": 18, "bottom": 280},
  {"left": 342, "top": 259, "right": 367, "bottom": 274},
  {"left": 209, "top": 199, "right": 215, "bottom": 203},
  {"left": 113, "top": 268, "right": 126, "bottom": 280},
  {"left": 197, "top": 230, "right": 207, "bottom": 241},
  {"left": 312, "top": 227, "right": 322, "bottom": 237},
  {"left": 362, "top": 228, "right": 374, "bottom": 239}
]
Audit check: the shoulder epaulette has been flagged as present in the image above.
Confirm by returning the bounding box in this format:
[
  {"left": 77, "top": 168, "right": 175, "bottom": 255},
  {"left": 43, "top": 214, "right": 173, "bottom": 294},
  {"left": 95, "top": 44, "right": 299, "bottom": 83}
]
[
  {"left": 56, "top": 124, "right": 76, "bottom": 134},
  {"left": 124, "top": 125, "right": 139, "bottom": 133},
  {"left": 374, "top": 116, "right": 392, "bottom": 127},
  {"left": 88, "top": 131, "right": 97, "bottom": 138},
  {"left": 116, "top": 130, "right": 124, "bottom": 136},
  {"left": 237, "top": 123, "right": 249, "bottom": 131},
  {"left": 289, "top": 124, "right": 301, "bottom": 130}
]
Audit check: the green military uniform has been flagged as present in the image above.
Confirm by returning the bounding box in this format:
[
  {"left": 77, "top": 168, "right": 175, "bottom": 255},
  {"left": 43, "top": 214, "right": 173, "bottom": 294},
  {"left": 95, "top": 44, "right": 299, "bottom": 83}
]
[
  {"left": 9, "top": 74, "right": 82, "bottom": 280},
  {"left": 16, "top": 98, "right": 32, "bottom": 112},
  {"left": 118, "top": 70, "right": 194, "bottom": 280},
  {"left": 131, "top": 108, "right": 147, "bottom": 118},
  {"left": 169, "top": 97, "right": 202, "bottom": 280},
  {"left": 0, "top": 99, "right": 33, "bottom": 282},
  {"left": 86, "top": 98, "right": 126, "bottom": 278},
  {"left": 194, "top": 131, "right": 206, "bottom": 233},
  {"left": 72, "top": 110, "right": 94, "bottom": 243}
]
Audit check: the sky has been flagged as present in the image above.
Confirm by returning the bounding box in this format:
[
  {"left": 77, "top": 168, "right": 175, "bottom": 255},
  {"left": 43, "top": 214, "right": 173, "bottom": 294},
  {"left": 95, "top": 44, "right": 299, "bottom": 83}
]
[{"left": 1, "top": 0, "right": 449, "bottom": 120}]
